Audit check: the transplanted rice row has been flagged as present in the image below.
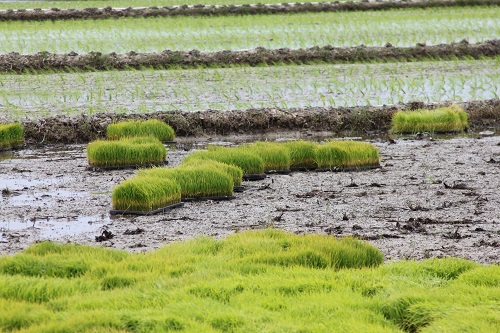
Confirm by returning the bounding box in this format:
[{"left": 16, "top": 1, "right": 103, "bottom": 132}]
[
  {"left": 86, "top": 136, "right": 166, "bottom": 167},
  {"left": 106, "top": 119, "right": 175, "bottom": 141},
  {"left": 391, "top": 104, "right": 469, "bottom": 133},
  {"left": 0, "top": 122, "right": 23, "bottom": 149},
  {"left": 1, "top": 7, "right": 498, "bottom": 54}
]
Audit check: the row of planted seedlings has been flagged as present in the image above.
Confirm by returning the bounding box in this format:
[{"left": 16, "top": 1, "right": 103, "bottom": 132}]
[
  {"left": 86, "top": 119, "right": 175, "bottom": 169},
  {"left": 0, "top": 122, "right": 24, "bottom": 150},
  {"left": 111, "top": 138, "right": 381, "bottom": 215}
]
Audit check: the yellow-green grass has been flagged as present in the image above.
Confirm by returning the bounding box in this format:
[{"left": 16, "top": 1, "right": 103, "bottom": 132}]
[
  {"left": 184, "top": 147, "right": 265, "bottom": 175},
  {"left": 0, "top": 230, "right": 498, "bottom": 332},
  {"left": 241, "top": 142, "right": 291, "bottom": 172},
  {"left": 0, "top": 122, "right": 23, "bottom": 149},
  {"left": 137, "top": 166, "right": 233, "bottom": 198},
  {"left": 281, "top": 140, "right": 318, "bottom": 169},
  {"left": 390, "top": 105, "right": 469, "bottom": 134},
  {"left": 87, "top": 136, "right": 166, "bottom": 167},
  {"left": 315, "top": 140, "right": 380, "bottom": 169},
  {"left": 181, "top": 158, "right": 244, "bottom": 187},
  {"left": 112, "top": 176, "right": 181, "bottom": 212},
  {"left": 107, "top": 119, "right": 175, "bottom": 141}
]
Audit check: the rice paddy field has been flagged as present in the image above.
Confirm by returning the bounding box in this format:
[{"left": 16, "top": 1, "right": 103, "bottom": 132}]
[{"left": 0, "top": 0, "right": 499, "bottom": 331}]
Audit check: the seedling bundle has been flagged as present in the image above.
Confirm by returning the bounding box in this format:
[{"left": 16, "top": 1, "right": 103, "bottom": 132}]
[
  {"left": 242, "top": 142, "right": 291, "bottom": 172},
  {"left": 181, "top": 158, "right": 244, "bottom": 187},
  {"left": 315, "top": 140, "right": 380, "bottom": 169},
  {"left": 112, "top": 177, "right": 181, "bottom": 213},
  {"left": 390, "top": 105, "right": 469, "bottom": 134},
  {"left": 186, "top": 147, "right": 265, "bottom": 176},
  {"left": 138, "top": 166, "right": 234, "bottom": 199},
  {"left": 282, "top": 140, "right": 318, "bottom": 170},
  {"left": 0, "top": 122, "right": 24, "bottom": 150},
  {"left": 87, "top": 136, "right": 166, "bottom": 168},
  {"left": 107, "top": 119, "right": 175, "bottom": 142}
]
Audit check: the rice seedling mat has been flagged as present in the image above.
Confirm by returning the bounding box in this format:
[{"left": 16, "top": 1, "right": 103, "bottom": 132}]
[{"left": 109, "top": 202, "right": 184, "bottom": 216}]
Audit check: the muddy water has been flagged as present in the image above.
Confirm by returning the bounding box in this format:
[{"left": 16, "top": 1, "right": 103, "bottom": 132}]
[{"left": 1, "top": 133, "right": 499, "bottom": 263}]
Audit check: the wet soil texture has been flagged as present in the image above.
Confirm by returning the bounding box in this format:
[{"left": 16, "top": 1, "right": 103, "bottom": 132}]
[
  {"left": 1, "top": 40, "right": 499, "bottom": 73},
  {"left": 1, "top": 134, "right": 499, "bottom": 263}
]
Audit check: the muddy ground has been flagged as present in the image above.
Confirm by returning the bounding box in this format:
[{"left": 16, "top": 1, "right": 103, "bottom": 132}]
[
  {"left": 0, "top": 0, "right": 496, "bottom": 22},
  {"left": 1, "top": 132, "right": 499, "bottom": 263},
  {"left": 2, "top": 40, "right": 499, "bottom": 73}
]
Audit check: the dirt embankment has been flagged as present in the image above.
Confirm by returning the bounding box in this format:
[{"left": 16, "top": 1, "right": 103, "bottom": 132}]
[
  {"left": 1, "top": 40, "right": 499, "bottom": 73},
  {"left": 0, "top": 0, "right": 497, "bottom": 21},
  {"left": 20, "top": 99, "right": 500, "bottom": 145}
]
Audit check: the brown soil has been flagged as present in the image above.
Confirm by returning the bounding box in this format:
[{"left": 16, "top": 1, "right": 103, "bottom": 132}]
[
  {"left": 20, "top": 99, "right": 500, "bottom": 145},
  {"left": 1, "top": 133, "right": 499, "bottom": 263},
  {"left": 1, "top": 40, "right": 499, "bottom": 73},
  {"left": 0, "top": 0, "right": 497, "bottom": 21}
]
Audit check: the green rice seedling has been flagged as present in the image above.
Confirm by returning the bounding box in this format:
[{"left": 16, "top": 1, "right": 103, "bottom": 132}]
[
  {"left": 241, "top": 142, "right": 291, "bottom": 172},
  {"left": 87, "top": 136, "right": 166, "bottom": 167},
  {"left": 281, "top": 140, "right": 318, "bottom": 169},
  {"left": 390, "top": 105, "right": 469, "bottom": 134},
  {"left": 0, "top": 122, "right": 23, "bottom": 149},
  {"left": 106, "top": 119, "right": 175, "bottom": 141},
  {"left": 315, "top": 140, "right": 380, "bottom": 169},
  {"left": 138, "top": 166, "right": 233, "bottom": 198},
  {"left": 183, "top": 148, "right": 265, "bottom": 175},
  {"left": 112, "top": 176, "right": 181, "bottom": 212},
  {"left": 181, "top": 158, "right": 244, "bottom": 187}
]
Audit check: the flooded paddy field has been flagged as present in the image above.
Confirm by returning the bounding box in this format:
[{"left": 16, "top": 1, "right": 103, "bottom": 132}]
[{"left": 1, "top": 133, "right": 499, "bottom": 263}]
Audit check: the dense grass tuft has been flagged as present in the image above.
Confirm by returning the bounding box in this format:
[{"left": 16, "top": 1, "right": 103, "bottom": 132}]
[
  {"left": 107, "top": 119, "right": 175, "bottom": 141},
  {"left": 0, "top": 122, "right": 24, "bottom": 149},
  {"left": 282, "top": 140, "right": 318, "bottom": 169},
  {"left": 241, "top": 142, "right": 291, "bottom": 171},
  {"left": 112, "top": 176, "right": 181, "bottom": 212},
  {"left": 391, "top": 105, "right": 469, "bottom": 133},
  {"left": 0, "top": 231, "right": 497, "bottom": 332},
  {"left": 315, "top": 140, "right": 380, "bottom": 169},
  {"left": 138, "top": 166, "right": 234, "bottom": 198},
  {"left": 181, "top": 158, "right": 244, "bottom": 187},
  {"left": 87, "top": 136, "right": 167, "bottom": 167},
  {"left": 185, "top": 147, "right": 265, "bottom": 175}
]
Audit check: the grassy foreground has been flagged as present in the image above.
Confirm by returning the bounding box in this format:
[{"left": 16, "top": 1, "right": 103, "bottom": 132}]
[{"left": 0, "top": 230, "right": 498, "bottom": 333}]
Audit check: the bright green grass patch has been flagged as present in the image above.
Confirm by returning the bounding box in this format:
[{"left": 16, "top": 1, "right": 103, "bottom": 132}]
[
  {"left": 242, "top": 141, "right": 291, "bottom": 171},
  {"left": 390, "top": 105, "right": 469, "bottom": 133},
  {"left": 137, "top": 166, "right": 234, "bottom": 198},
  {"left": 282, "top": 140, "right": 318, "bottom": 169},
  {"left": 0, "top": 230, "right": 498, "bottom": 332},
  {"left": 315, "top": 140, "right": 380, "bottom": 169},
  {"left": 0, "top": 122, "right": 23, "bottom": 149},
  {"left": 106, "top": 119, "right": 175, "bottom": 141},
  {"left": 112, "top": 176, "right": 181, "bottom": 212},
  {"left": 87, "top": 136, "right": 166, "bottom": 167},
  {"left": 184, "top": 147, "right": 265, "bottom": 175},
  {"left": 181, "top": 158, "right": 244, "bottom": 187}
]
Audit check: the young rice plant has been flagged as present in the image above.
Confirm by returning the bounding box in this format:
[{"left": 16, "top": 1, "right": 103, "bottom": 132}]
[
  {"left": 315, "top": 140, "right": 380, "bottom": 169},
  {"left": 107, "top": 119, "right": 175, "bottom": 141},
  {"left": 184, "top": 147, "right": 265, "bottom": 175},
  {"left": 0, "top": 122, "right": 24, "bottom": 149},
  {"left": 181, "top": 158, "right": 244, "bottom": 187},
  {"left": 241, "top": 142, "right": 291, "bottom": 172},
  {"left": 390, "top": 105, "right": 469, "bottom": 133},
  {"left": 281, "top": 140, "right": 318, "bottom": 169}
]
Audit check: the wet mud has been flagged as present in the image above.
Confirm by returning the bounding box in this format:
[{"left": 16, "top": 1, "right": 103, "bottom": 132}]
[
  {"left": 1, "top": 40, "right": 499, "bottom": 73},
  {"left": 19, "top": 98, "right": 500, "bottom": 145},
  {"left": 0, "top": 0, "right": 497, "bottom": 22},
  {"left": 1, "top": 134, "right": 499, "bottom": 263}
]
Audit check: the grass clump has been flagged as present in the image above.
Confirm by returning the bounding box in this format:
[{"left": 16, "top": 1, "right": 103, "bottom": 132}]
[
  {"left": 184, "top": 147, "right": 265, "bottom": 175},
  {"left": 87, "top": 136, "right": 166, "bottom": 167},
  {"left": 181, "top": 158, "right": 244, "bottom": 187},
  {"left": 107, "top": 119, "right": 175, "bottom": 141},
  {"left": 390, "top": 105, "right": 469, "bottom": 133},
  {"left": 112, "top": 176, "right": 181, "bottom": 212},
  {"left": 315, "top": 140, "right": 380, "bottom": 169},
  {"left": 138, "top": 166, "right": 234, "bottom": 199},
  {"left": 0, "top": 122, "right": 24, "bottom": 149},
  {"left": 282, "top": 140, "right": 318, "bottom": 169},
  {"left": 242, "top": 142, "right": 291, "bottom": 172},
  {"left": 0, "top": 230, "right": 498, "bottom": 332}
]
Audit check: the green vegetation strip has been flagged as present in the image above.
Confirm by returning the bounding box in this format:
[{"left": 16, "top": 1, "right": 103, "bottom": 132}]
[
  {"left": 0, "top": 230, "right": 498, "bottom": 332},
  {"left": 107, "top": 119, "right": 175, "bottom": 141},
  {"left": 1, "top": 0, "right": 499, "bottom": 21},
  {"left": 0, "top": 122, "right": 23, "bottom": 149},
  {"left": 87, "top": 136, "right": 166, "bottom": 167},
  {"left": 1, "top": 7, "right": 499, "bottom": 55},
  {"left": 315, "top": 140, "right": 380, "bottom": 169},
  {"left": 1, "top": 40, "right": 499, "bottom": 74},
  {"left": 391, "top": 105, "right": 469, "bottom": 133}
]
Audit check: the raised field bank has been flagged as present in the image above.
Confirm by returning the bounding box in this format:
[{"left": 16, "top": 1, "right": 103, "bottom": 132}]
[{"left": 1, "top": 0, "right": 499, "bottom": 332}]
